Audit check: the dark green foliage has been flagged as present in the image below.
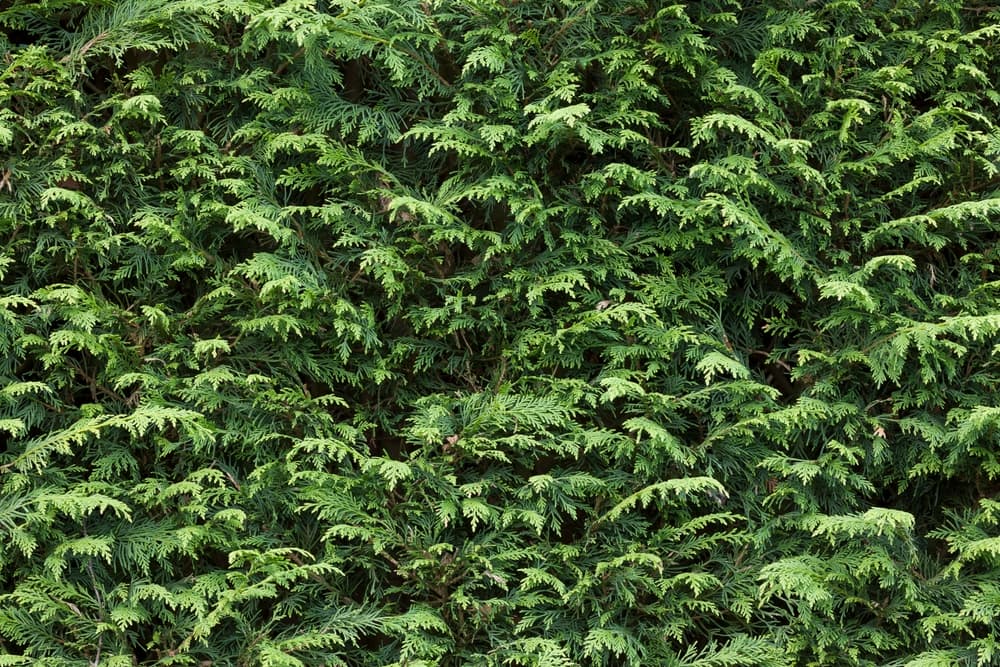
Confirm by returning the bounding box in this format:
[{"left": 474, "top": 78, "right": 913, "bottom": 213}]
[{"left": 2, "top": 0, "right": 1000, "bottom": 664}]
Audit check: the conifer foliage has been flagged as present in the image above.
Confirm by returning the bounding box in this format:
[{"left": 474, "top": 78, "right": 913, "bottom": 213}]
[{"left": 2, "top": 0, "right": 1000, "bottom": 664}]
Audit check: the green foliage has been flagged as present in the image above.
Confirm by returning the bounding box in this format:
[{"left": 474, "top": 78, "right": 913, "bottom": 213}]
[{"left": 2, "top": 0, "right": 1000, "bottom": 664}]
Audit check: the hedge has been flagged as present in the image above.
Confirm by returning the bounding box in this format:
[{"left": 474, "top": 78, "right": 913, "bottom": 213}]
[{"left": 2, "top": 1, "right": 1000, "bottom": 665}]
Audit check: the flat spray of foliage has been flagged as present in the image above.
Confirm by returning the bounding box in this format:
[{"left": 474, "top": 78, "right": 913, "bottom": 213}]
[{"left": 1, "top": 0, "right": 1000, "bottom": 665}]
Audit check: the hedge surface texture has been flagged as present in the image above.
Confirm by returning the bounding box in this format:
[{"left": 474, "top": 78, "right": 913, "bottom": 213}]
[{"left": 2, "top": 1, "right": 1000, "bottom": 665}]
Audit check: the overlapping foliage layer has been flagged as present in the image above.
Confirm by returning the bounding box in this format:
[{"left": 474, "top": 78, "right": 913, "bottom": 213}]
[{"left": 2, "top": 1, "right": 1000, "bottom": 665}]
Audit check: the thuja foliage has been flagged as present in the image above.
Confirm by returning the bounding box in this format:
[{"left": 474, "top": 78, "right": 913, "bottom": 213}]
[{"left": 2, "top": 0, "right": 1000, "bottom": 664}]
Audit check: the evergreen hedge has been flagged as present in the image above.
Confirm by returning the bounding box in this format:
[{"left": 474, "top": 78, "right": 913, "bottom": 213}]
[{"left": 2, "top": 1, "right": 1000, "bottom": 665}]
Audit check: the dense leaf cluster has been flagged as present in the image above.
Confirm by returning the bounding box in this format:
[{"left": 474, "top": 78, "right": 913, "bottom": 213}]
[{"left": 2, "top": 0, "right": 1000, "bottom": 665}]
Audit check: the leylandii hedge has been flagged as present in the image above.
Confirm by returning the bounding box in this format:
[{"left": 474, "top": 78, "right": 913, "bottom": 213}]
[{"left": 2, "top": 1, "right": 1000, "bottom": 665}]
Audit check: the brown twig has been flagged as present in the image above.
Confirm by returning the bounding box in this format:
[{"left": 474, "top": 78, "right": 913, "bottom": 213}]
[
  {"left": 273, "top": 46, "right": 306, "bottom": 79},
  {"left": 61, "top": 31, "right": 109, "bottom": 63}
]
